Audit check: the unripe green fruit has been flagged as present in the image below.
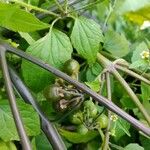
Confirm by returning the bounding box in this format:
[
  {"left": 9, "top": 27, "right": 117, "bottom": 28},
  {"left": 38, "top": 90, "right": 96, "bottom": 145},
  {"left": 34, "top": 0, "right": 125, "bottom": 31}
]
[
  {"left": 64, "top": 59, "right": 80, "bottom": 75},
  {"left": 70, "top": 111, "right": 83, "bottom": 125},
  {"left": 96, "top": 114, "right": 108, "bottom": 129},
  {"left": 77, "top": 124, "right": 88, "bottom": 134},
  {"left": 43, "top": 84, "right": 61, "bottom": 101},
  {"left": 84, "top": 100, "right": 97, "bottom": 118}
]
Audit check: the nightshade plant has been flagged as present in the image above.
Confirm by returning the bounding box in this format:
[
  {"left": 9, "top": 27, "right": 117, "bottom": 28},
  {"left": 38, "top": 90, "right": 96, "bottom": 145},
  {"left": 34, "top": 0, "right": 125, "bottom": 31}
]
[{"left": 0, "top": 0, "right": 150, "bottom": 150}]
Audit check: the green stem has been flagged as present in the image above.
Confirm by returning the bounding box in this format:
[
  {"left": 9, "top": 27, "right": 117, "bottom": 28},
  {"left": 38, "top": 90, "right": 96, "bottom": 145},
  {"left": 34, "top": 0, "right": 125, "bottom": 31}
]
[
  {"left": 97, "top": 53, "right": 150, "bottom": 126},
  {"left": 64, "top": 0, "right": 68, "bottom": 13},
  {"left": 116, "top": 65, "right": 150, "bottom": 85},
  {"left": 98, "top": 128, "right": 105, "bottom": 142},
  {"left": 103, "top": 0, "right": 116, "bottom": 31},
  {"left": 10, "top": 0, "right": 59, "bottom": 17},
  {"left": 109, "top": 142, "right": 124, "bottom": 150},
  {"left": 54, "top": 0, "right": 64, "bottom": 13},
  {"left": 102, "top": 72, "right": 112, "bottom": 150}
]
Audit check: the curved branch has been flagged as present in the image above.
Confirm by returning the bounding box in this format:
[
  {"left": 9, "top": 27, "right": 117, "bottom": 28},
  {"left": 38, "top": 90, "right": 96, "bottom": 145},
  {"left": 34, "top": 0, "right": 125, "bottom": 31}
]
[
  {"left": 1, "top": 43, "right": 150, "bottom": 136},
  {"left": 97, "top": 53, "right": 150, "bottom": 126},
  {"left": 8, "top": 66, "right": 67, "bottom": 150},
  {"left": 0, "top": 47, "right": 32, "bottom": 150}
]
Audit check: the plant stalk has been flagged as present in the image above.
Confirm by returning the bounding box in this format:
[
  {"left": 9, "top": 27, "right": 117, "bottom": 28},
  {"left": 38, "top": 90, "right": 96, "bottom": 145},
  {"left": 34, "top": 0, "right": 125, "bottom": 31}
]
[
  {"left": 10, "top": 0, "right": 60, "bottom": 17},
  {"left": 102, "top": 72, "right": 112, "bottom": 150},
  {"left": 97, "top": 53, "right": 150, "bottom": 126},
  {"left": 1, "top": 43, "right": 150, "bottom": 136},
  {"left": 116, "top": 65, "right": 150, "bottom": 85}
]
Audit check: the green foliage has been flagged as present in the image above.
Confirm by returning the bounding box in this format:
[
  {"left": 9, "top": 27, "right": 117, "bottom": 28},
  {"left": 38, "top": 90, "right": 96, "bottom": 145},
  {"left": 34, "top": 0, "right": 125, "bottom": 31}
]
[
  {"left": 0, "top": 100, "right": 40, "bottom": 141},
  {"left": 86, "top": 62, "right": 102, "bottom": 81},
  {"left": 140, "top": 135, "right": 150, "bottom": 150},
  {"left": 120, "top": 95, "right": 136, "bottom": 109},
  {"left": 59, "top": 128, "right": 98, "bottom": 143},
  {"left": 124, "top": 143, "right": 144, "bottom": 150},
  {"left": 112, "top": 117, "right": 131, "bottom": 141},
  {"left": 0, "top": 2, "right": 49, "bottom": 32},
  {"left": 71, "top": 16, "right": 103, "bottom": 65},
  {"left": 0, "top": 140, "right": 17, "bottom": 150},
  {"left": 103, "top": 30, "right": 129, "bottom": 57},
  {"left": 85, "top": 80, "right": 100, "bottom": 92},
  {"left": 130, "top": 42, "right": 149, "bottom": 70},
  {"left": 0, "top": 0, "right": 150, "bottom": 149},
  {"left": 22, "top": 28, "right": 73, "bottom": 92}
]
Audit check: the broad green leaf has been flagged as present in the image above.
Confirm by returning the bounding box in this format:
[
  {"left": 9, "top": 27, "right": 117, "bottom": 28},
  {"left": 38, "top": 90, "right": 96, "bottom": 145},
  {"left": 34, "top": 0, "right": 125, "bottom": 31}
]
[
  {"left": 71, "top": 16, "right": 103, "bottom": 65},
  {"left": 124, "top": 143, "right": 144, "bottom": 150},
  {"left": 130, "top": 42, "right": 149, "bottom": 70},
  {"left": 85, "top": 80, "right": 100, "bottom": 92},
  {"left": 59, "top": 128, "right": 98, "bottom": 143},
  {"left": 35, "top": 133, "right": 53, "bottom": 150},
  {"left": 0, "top": 140, "right": 17, "bottom": 150},
  {"left": 0, "top": 100, "right": 40, "bottom": 141},
  {"left": 131, "top": 42, "right": 149, "bottom": 62},
  {"left": 22, "top": 28, "right": 72, "bottom": 92},
  {"left": 0, "top": 2, "right": 49, "bottom": 32},
  {"left": 86, "top": 62, "right": 102, "bottom": 82},
  {"left": 113, "top": 117, "right": 130, "bottom": 141},
  {"left": 120, "top": 95, "right": 136, "bottom": 109},
  {"left": 103, "top": 30, "right": 129, "bottom": 57}
]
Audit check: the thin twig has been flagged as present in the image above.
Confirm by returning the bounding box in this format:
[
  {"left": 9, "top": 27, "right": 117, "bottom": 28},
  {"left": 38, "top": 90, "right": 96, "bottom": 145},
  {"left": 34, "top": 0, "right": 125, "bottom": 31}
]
[
  {"left": 0, "top": 47, "right": 32, "bottom": 150},
  {"left": 10, "top": 0, "right": 60, "bottom": 17},
  {"left": 54, "top": 0, "right": 64, "bottom": 13},
  {"left": 8, "top": 66, "right": 67, "bottom": 150},
  {"left": 1, "top": 43, "right": 150, "bottom": 136},
  {"left": 116, "top": 65, "right": 150, "bottom": 86},
  {"left": 97, "top": 53, "right": 150, "bottom": 126},
  {"left": 102, "top": 72, "right": 112, "bottom": 150}
]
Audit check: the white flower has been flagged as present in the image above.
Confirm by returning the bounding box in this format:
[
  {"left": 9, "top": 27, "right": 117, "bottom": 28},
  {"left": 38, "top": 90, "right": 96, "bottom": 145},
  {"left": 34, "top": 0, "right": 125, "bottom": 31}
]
[
  {"left": 110, "top": 114, "right": 118, "bottom": 122},
  {"left": 140, "top": 51, "right": 150, "bottom": 59}
]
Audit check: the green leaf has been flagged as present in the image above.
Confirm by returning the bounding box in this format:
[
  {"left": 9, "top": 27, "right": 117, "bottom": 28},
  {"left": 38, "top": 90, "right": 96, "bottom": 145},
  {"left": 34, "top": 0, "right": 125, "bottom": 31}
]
[
  {"left": 113, "top": 117, "right": 130, "bottom": 141},
  {"left": 59, "top": 128, "right": 98, "bottom": 143},
  {"left": 71, "top": 16, "right": 103, "bottom": 65},
  {"left": 86, "top": 62, "right": 102, "bottom": 82},
  {"left": 85, "top": 80, "right": 100, "bottom": 92},
  {"left": 120, "top": 95, "right": 136, "bottom": 109},
  {"left": 0, "top": 2, "right": 49, "bottom": 32},
  {"left": 22, "top": 28, "right": 73, "bottom": 92},
  {"left": 124, "top": 143, "right": 144, "bottom": 150},
  {"left": 131, "top": 42, "right": 149, "bottom": 62},
  {"left": 140, "top": 135, "right": 150, "bottom": 150},
  {"left": 0, "top": 140, "right": 17, "bottom": 150},
  {"left": 141, "top": 82, "right": 150, "bottom": 101},
  {"left": 103, "top": 30, "right": 129, "bottom": 57},
  {"left": 0, "top": 100, "right": 40, "bottom": 141},
  {"left": 130, "top": 42, "right": 149, "bottom": 70},
  {"left": 35, "top": 133, "right": 53, "bottom": 150}
]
